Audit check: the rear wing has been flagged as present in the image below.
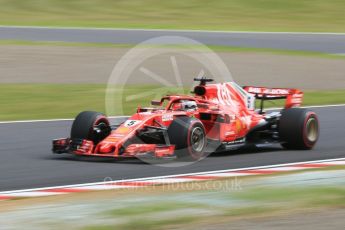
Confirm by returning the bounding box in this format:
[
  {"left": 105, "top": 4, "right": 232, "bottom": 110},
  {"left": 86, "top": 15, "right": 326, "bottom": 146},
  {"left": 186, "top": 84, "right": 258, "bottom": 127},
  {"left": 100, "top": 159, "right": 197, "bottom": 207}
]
[{"left": 243, "top": 86, "right": 304, "bottom": 110}]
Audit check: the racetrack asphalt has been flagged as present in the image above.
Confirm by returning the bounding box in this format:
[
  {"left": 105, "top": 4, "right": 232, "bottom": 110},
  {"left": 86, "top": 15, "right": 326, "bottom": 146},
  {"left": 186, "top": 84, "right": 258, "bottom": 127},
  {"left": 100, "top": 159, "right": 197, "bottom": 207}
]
[
  {"left": 1, "top": 26, "right": 345, "bottom": 54},
  {"left": 0, "top": 105, "right": 344, "bottom": 192}
]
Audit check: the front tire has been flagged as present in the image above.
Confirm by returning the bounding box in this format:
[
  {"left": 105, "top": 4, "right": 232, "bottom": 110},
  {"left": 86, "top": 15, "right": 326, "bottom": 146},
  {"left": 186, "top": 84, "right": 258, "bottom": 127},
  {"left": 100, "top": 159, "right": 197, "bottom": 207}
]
[
  {"left": 279, "top": 108, "right": 319, "bottom": 150},
  {"left": 71, "top": 111, "right": 111, "bottom": 144},
  {"left": 168, "top": 117, "right": 207, "bottom": 161}
]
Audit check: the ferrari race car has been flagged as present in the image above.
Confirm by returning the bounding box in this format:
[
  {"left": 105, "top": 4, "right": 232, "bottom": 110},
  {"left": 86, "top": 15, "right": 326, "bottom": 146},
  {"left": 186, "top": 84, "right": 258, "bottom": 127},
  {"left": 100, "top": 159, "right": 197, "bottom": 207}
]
[{"left": 53, "top": 78, "right": 319, "bottom": 161}]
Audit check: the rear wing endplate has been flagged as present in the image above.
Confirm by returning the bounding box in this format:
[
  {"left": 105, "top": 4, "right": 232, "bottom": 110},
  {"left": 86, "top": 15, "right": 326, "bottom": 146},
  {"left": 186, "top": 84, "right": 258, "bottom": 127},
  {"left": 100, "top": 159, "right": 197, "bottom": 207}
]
[{"left": 243, "top": 86, "right": 304, "bottom": 111}]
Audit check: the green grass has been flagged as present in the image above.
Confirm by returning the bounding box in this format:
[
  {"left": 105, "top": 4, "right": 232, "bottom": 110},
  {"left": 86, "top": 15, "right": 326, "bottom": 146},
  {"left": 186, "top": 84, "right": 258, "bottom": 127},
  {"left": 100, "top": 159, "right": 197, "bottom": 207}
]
[
  {"left": 0, "top": 84, "right": 106, "bottom": 121},
  {"left": 83, "top": 184, "right": 345, "bottom": 230},
  {"left": 0, "top": 0, "right": 345, "bottom": 32},
  {"left": 1, "top": 39, "right": 345, "bottom": 59},
  {"left": 105, "top": 202, "right": 200, "bottom": 217},
  {"left": 0, "top": 40, "right": 135, "bottom": 49},
  {"left": 209, "top": 45, "right": 345, "bottom": 60},
  {"left": 84, "top": 216, "right": 198, "bottom": 230},
  {"left": 0, "top": 84, "right": 345, "bottom": 121},
  {"left": 235, "top": 187, "right": 345, "bottom": 205}
]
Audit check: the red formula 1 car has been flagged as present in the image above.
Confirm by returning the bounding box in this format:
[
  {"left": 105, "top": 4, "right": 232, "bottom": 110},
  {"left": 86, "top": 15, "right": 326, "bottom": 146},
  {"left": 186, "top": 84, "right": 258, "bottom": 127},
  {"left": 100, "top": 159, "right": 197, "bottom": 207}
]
[{"left": 53, "top": 78, "right": 319, "bottom": 161}]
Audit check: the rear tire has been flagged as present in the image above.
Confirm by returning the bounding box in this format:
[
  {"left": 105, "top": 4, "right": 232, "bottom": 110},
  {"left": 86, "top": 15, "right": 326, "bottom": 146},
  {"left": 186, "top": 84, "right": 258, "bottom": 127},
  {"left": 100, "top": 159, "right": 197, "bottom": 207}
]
[
  {"left": 279, "top": 108, "right": 319, "bottom": 150},
  {"left": 71, "top": 111, "right": 110, "bottom": 144},
  {"left": 168, "top": 117, "right": 206, "bottom": 161}
]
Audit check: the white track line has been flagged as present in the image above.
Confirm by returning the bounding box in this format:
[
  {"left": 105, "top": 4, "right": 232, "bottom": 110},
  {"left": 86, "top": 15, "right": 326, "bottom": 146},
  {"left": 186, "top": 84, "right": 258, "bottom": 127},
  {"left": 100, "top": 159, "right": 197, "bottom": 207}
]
[
  {"left": 266, "top": 103, "right": 345, "bottom": 111},
  {"left": 1, "top": 157, "right": 345, "bottom": 195},
  {"left": 0, "top": 116, "right": 128, "bottom": 124},
  {"left": 1, "top": 25, "right": 345, "bottom": 36},
  {"left": 0, "top": 104, "right": 344, "bottom": 125},
  {"left": 301, "top": 104, "right": 345, "bottom": 108}
]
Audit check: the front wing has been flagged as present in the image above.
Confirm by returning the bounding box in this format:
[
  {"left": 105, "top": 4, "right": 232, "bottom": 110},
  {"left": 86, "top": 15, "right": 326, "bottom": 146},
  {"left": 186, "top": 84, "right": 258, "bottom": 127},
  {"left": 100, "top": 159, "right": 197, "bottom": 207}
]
[{"left": 52, "top": 138, "right": 175, "bottom": 158}]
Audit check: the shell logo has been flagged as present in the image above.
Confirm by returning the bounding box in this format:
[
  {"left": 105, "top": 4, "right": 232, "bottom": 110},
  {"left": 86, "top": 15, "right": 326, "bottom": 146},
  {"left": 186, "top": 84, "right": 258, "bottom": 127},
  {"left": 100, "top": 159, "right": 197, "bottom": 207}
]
[
  {"left": 235, "top": 118, "right": 242, "bottom": 133},
  {"left": 116, "top": 127, "right": 130, "bottom": 134}
]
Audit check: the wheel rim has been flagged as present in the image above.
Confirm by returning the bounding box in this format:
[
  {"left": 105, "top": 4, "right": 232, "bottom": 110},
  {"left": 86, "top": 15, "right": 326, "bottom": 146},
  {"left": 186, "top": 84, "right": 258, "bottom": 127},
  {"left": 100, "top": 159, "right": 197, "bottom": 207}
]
[
  {"left": 95, "top": 121, "right": 107, "bottom": 129},
  {"left": 191, "top": 127, "right": 205, "bottom": 152},
  {"left": 92, "top": 121, "right": 106, "bottom": 135},
  {"left": 306, "top": 117, "right": 318, "bottom": 142},
  {"left": 92, "top": 118, "right": 110, "bottom": 142}
]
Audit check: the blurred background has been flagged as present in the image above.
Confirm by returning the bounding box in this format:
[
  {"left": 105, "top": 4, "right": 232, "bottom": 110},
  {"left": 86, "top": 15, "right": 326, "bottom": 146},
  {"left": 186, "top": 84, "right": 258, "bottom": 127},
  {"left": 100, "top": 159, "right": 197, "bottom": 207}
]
[
  {"left": 0, "top": 0, "right": 344, "bottom": 31},
  {"left": 0, "top": 1, "right": 345, "bottom": 229},
  {"left": 0, "top": 0, "right": 345, "bottom": 120}
]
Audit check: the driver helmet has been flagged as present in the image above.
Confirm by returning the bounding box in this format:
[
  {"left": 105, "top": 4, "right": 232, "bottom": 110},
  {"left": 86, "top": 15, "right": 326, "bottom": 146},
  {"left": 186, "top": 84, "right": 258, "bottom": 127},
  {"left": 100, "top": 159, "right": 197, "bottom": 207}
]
[{"left": 180, "top": 100, "right": 197, "bottom": 111}]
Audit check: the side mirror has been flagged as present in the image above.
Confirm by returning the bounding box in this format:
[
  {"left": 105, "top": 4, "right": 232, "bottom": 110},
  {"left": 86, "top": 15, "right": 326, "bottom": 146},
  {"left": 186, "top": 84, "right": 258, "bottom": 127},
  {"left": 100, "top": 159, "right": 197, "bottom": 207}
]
[{"left": 151, "top": 100, "right": 162, "bottom": 106}]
